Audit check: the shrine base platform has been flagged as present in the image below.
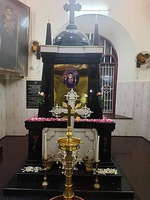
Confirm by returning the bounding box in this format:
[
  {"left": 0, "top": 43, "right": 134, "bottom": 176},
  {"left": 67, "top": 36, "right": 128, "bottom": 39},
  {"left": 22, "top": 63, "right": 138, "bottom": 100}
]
[
  {"left": 3, "top": 160, "right": 134, "bottom": 200},
  {"left": 2, "top": 119, "right": 134, "bottom": 199}
]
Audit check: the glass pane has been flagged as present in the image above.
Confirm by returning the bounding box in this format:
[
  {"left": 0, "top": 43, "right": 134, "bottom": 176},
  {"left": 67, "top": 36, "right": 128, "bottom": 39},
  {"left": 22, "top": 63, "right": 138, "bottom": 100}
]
[{"left": 54, "top": 64, "right": 88, "bottom": 106}]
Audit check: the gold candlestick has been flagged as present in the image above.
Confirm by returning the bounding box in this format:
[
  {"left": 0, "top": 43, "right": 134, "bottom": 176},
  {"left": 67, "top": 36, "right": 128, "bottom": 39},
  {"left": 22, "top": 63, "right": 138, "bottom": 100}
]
[
  {"left": 42, "top": 155, "right": 54, "bottom": 187},
  {"left": 42, "top": 159, "right": 49, "bottom": 187},
  {"left": 93, "top": 161, "right": 100, "bottom": 189}
]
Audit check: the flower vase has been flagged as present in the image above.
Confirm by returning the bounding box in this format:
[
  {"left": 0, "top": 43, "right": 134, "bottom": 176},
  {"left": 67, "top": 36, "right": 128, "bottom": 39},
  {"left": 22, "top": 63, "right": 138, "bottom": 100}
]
[
  {"left": 38, "top": 104, "right": 45, "bottom": 117},
  {"left": 95, "top": 97, "right": 103, "bottom": 119},
  {"left": 99, "top": 108, "right": 103, "bottom": 119}
]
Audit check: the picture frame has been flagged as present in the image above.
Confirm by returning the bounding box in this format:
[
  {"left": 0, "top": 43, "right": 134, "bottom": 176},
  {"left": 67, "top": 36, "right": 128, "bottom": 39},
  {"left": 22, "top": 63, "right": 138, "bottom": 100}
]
[{"left": 0, "top": 0, "right": 30, "bottom": 77}]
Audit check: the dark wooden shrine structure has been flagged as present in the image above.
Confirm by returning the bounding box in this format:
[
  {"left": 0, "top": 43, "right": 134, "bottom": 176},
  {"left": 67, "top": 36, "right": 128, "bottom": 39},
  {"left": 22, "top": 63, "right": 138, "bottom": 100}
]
[{"left": 3, "top": 0, "right": 134, "bottom": 199}]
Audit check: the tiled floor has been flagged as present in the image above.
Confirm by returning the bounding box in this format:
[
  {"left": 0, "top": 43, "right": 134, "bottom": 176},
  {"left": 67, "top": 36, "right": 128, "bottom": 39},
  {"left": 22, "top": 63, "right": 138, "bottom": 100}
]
[
  {"left": 111, "top": 136, "right": 150, "bottom": 200},
  {"left": 0, "top": 135, "right": 150, "bottom": 200}
]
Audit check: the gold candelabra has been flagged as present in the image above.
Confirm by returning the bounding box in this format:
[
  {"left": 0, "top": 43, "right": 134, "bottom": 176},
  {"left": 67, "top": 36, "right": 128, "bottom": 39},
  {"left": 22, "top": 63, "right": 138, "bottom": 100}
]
[
  {"left": 50, "top": 126, "right": 84, "bottom": 200},
  {"left": 49, "top": 88, "right": 92, "bottom": 200}
]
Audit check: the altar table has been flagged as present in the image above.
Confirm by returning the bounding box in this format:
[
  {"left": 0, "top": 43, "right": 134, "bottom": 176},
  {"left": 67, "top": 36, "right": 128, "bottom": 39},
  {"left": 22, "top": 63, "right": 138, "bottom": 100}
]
[{"left": 25, "top": 117, "right": 115, "bottom": 164}]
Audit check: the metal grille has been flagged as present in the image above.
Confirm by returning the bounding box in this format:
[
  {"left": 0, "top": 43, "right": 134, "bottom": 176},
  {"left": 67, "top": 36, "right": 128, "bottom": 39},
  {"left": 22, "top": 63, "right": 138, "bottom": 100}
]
[
  {"left": 100, "top": 63, "right": 115, "bottom": 114},
  {"left": 99, "top": 37, "right": 118, "bottom": 115},
  {"left": 87, "top": 33, "right": 118, "bottom": 115}
]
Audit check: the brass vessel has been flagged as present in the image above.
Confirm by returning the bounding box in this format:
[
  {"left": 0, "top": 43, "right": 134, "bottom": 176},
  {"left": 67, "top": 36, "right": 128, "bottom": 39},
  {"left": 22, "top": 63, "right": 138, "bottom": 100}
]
[
  {"left": 50, "top": 126, "right": 83, "bottom": 200},
  {"left": 58, "top": 126, "right": 80, "bottom": 199}
]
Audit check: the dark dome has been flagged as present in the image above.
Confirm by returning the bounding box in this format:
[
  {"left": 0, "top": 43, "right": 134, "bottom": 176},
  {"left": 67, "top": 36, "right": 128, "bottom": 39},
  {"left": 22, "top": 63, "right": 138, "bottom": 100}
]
[{"left": 53, "top": 29, "right": 90, "bottom": 46}]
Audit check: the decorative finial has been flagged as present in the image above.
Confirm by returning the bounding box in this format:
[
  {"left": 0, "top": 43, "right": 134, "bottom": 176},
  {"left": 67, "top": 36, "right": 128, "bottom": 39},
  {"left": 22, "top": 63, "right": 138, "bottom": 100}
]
[
  {"left": 63, "top": 0, "right": 81, "bottom": 29},
  {"left": 95, "top": 15, "right": 98, "bottom": 24},
  {"left": 45, "top": 18, "right": 52, "bottom": 45},
  {"left": 93, "top": 15, "right": 99, "bottom": 46}
]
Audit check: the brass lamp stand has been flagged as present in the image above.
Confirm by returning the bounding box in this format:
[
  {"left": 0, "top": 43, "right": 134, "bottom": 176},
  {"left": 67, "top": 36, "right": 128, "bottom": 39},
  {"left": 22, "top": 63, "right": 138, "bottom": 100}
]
[
  {"left": 49, "top": 88, "right": 92, "bottom": 200},
  {"left": 50, "top": 126, "right": 84, "bottom": 200}
]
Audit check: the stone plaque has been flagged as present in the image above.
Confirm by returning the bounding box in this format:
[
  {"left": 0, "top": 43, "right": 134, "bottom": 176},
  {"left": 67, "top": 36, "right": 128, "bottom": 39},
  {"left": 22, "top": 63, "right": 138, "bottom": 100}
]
[{"left": 26, "top": 81, "right": 41, "bottom": 108}]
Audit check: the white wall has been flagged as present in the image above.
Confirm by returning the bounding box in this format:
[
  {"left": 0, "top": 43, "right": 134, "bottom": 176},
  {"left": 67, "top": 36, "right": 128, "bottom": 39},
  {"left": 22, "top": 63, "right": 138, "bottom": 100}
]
[
  {"left": 0, "top": 0, "right": 150, "bottom": 140},
  {"left": 114, "top": 81, "right": 150, "bottom": 141}
]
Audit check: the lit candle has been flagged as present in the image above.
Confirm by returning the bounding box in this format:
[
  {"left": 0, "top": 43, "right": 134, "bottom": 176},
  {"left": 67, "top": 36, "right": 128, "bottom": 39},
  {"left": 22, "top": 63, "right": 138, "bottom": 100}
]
[
  {"left": 96, "top": 135, "right": 100, "bottom": 162},
  {"left": 44, "top": 132, "right": 47, "bottom": 160}
]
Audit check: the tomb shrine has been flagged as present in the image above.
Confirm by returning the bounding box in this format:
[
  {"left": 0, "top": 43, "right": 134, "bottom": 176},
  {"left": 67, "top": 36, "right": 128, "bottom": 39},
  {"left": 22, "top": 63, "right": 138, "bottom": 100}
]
[{"left": 4, "top": 0, "right": 134, "bottom": 199}]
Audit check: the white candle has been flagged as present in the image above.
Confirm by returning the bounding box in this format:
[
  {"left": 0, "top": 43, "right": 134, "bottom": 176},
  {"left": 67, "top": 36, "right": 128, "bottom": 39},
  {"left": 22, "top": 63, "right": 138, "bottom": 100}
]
[
  {"left": 96, "top": 135, "right": 100, "bottom": 162},
  {"left": 44, "top": 132, "right": 47, "bottom": 160}
]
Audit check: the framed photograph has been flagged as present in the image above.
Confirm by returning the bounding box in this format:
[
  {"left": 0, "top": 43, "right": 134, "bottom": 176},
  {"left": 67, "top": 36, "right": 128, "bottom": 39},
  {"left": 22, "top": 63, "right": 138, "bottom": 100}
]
[{"left": 0, "top": 0, "right": 30, "bottom": 77}]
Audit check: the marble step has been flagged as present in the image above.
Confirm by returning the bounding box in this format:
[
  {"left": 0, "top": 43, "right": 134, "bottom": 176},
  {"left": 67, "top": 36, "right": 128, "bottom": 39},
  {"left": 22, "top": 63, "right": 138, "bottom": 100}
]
[
  {"left": 4, "top": 174, "right": 134, "bottom": 199},
  {"left": 16, "top": 163, "right": 122, "bottom": 188}
]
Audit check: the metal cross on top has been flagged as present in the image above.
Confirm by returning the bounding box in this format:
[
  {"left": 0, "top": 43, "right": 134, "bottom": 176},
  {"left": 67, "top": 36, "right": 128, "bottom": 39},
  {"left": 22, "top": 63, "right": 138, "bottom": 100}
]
[
  {"left": 50, "top": 89, "right": 93, "bottom": 128},
  {"left": 63, "top": 0, "right": 81, "bottom": 29}
]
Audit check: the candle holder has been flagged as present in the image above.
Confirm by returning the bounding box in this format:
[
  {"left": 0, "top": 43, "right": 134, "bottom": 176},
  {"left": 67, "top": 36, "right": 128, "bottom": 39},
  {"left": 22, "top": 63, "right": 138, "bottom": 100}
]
[
  {"left": 93, "top": 160, "right": 100, "bottom": 189},
  {"left": 42, "top": 155, "right": 54, "bottom": 187},
  {"left": 47, "top": 154, "right": 54, "bottom": 171},
  {"left": 42, "top": 159, "right": 48, "bottom": 187},
  {"left": 82, "top": 156, "right": 94, "bottom": 172}
]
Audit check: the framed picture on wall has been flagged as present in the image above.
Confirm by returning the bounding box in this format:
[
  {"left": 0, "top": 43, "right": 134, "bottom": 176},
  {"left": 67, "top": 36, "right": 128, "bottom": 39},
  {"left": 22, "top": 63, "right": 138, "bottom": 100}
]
[{"left": 0, "top": 0, "right": 30, "bottom": 77}]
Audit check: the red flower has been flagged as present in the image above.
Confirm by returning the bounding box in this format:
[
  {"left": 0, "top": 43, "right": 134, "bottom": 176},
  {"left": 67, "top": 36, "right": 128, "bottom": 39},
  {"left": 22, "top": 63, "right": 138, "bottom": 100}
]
[
  {"left": 96, "top": 92, "right": 103, "bottom": 96},
  {"left": 33, "top": 135, "right": 39, "bottom": 140}
]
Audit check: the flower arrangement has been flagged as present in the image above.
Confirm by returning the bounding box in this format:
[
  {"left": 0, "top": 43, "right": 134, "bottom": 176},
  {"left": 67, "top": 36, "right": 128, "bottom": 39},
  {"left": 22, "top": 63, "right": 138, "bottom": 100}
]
[
  {"left": 96, "top": 92, "right": 104, "bottom": 109},
  {"left": 38, "top": 92, "right": 45, "bottom": 105},
  {"left": 28, "top": 115, "right": 114, "bottom": 123}
]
